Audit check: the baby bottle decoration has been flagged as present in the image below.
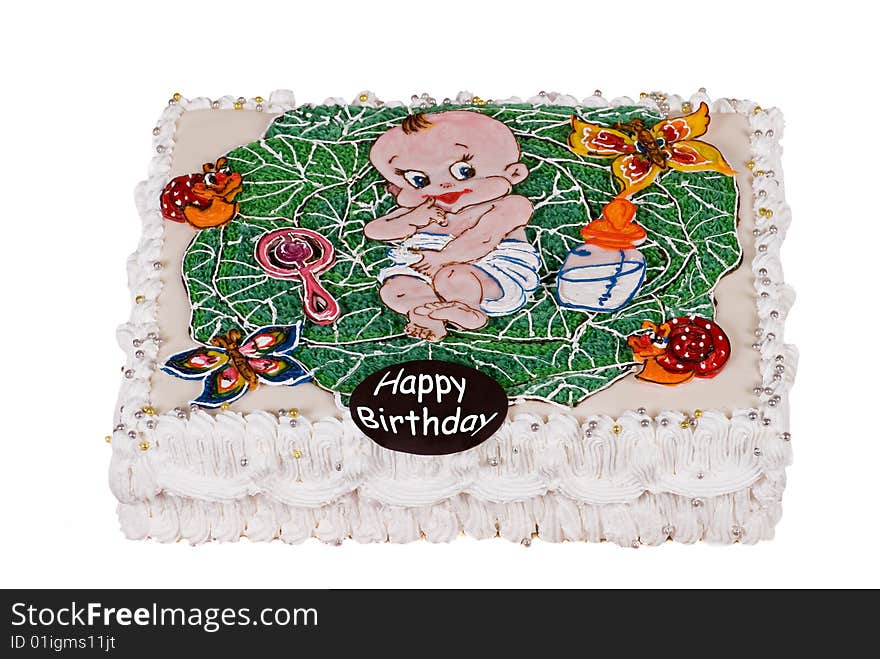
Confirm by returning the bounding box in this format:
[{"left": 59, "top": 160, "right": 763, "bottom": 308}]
[{"left": 556, "top": 198, "right": 647, "bottom": 313}]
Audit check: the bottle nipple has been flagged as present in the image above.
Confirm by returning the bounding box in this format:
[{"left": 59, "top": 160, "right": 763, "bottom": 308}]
[{"left": 580, "top": 198, "right": 647, "bottom": 249}]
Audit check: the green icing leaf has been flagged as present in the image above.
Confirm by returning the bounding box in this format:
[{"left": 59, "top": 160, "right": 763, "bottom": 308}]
[{"left": 182, "top": 104, "right": 740, "bottom": 406}]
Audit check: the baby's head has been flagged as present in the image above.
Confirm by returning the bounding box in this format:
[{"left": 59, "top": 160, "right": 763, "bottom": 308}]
[{"left": 370, "top": 110, "right": 528, "bottom": 212}]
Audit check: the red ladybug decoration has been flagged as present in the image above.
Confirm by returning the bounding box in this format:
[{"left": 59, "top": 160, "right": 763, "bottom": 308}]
[
  {"left": 160, "top": 157, "right": 242, "bottom": 229},
  {"left": 627, "top": 315, "right": 731, "bottom": 385}
]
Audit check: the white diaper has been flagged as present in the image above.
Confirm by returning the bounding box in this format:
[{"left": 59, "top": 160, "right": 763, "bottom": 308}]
[{"left": 377, "top": 232, "right": 542, "bottom": 316}]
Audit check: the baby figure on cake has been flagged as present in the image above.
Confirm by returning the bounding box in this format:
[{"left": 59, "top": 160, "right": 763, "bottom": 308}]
[{"left": 366, "top": 111, "right": 540, "bottom": 342}]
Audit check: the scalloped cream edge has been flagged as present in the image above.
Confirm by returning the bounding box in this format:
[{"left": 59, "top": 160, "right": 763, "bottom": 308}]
[{"left": 110, "top": 90, "right": 796, "bottom": 547}]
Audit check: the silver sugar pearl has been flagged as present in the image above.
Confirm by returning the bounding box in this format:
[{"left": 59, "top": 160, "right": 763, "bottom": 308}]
[
  {"left": 764, "top": 387, "right": 774, "bottom": 395},
  {"left": 752, "top": 343, "right": 761, "bottom": 351},
  {"left": 662, "top": 525, "right": 674, "bottom": 536},
  {"left": 766, "top": 333, "right": 776, "bottom": 341},
  {"left": 289, "top": 419, "right": 298, "bottom": 428},
  {"left": 176, "top": 410, "right": 186, "bottom": 419},
  {"left": 134, "top": 410, "right": 144, "bottom": 419},
  {"left": 521, "top": 538, "right": 532, "bottom": 547},
  {"left": 768, "top": 398, "right": 778, "bottom": 407},
  {"left": 114, "top": 424, "right": 125, "bottom": 432},
  {"left": 334, "top": 462, "right": 343, "bottom": 471},
  {"left": 156, "top": 145, "right": 165, "bottom": 153},
  {"left": 755, "top": 328, "right": 763, "bottom": 337},
  {"left": 773, "top": 373, "right": 782, "bottom": 382},
  {"left": 538, "top": 90, "right": 547, "bottom": 96},
  {"left": 132, "top": 339, "right": 141, "bottom": 347},
  {"left": 769, "top": 225, "right": 778, "bottom": 234},
  {"left": 147, "top": 332, "right": 158, "bottom": 340},
  {"left": 696, "top": 472, "right": 704, "bottom": 480},
  {"left": 762, "top": 278, "right": 772, "bottom": 286},
  {"left": 152, "top": 127, "right": 160, "bottom": 136},
  {"left": 256, "top": 104, "right": 263, "bottom": 112},
  {"left": 660, "top": 418, "right": 669, "bottom": 426},
  {"left": 753, "top": 129, "right": 763, "bottom": 137},
  {"left": 530, "top": 422, "right": 540, "bottom": 432},
  {"left": 776, "top": 354, "right": 785, "bottom": 362},
  {"left": 127, "top": 430, "right": 137, "bottom": 439},
  {"left": 153, "top": 261, "right": 163, "bottom": 270},
  {"left": 124, "top": 369, "right": 134, "bottom": 379},
  {"left": 753, "top": 386, "right": 763, "bottom": 395},
  {"left": 512, "top": 447, "right": 519, "bottom": 455},
  {"left": 731, "top": 525, "right": 743, "bottom": 537},
  {"left": 760, "top": 292, "right": 769, "bottom": 298},
  {"left": 640, "top": 419, "right": 650, "bottom": 427},
  {"left": 752, "top": 229, "right": 761, "bottom": 237},
  {"left": 135, "top": 350, "right": 144, "bottom": 359},
  {"left": 766, "top": 130, "right": 774, "bottom": 137},
  {"left": 775, "top": 365, "right": 785, "bottom": 374},
  {"left": 240, "top": 457, "right": 249, "bottom": 467},
  {"left": 758, "top": 244, "right": 768, "bottom": 253},
  {"left": 237, "top": 97, "right": 246, "bottom": 104},
  {"left": 762, "top": 417, "right": 772, "bottom": 426},
  {"left": 758, "top": 189, "right": 767, "bottom": 198},
  {"left": 758, "top": 268, "right": 768, "bottom": 276},
  {"left": 442, "top": 98, "right": 451, "bottom": 104},
  {"left": 488, "top": 457, "right": 499, "bottom": 467},
  {"left": 753, "top": 448, "right": 762, "bottom": 456},
  {"left": 770, "top": 311, "right": 779, "bottom": 319},
  {"left": 781, "top": 432, "right": 791, "bottom": 441},
  {"left": 588, "top": 420, "right": 598, "bottom": 430},
  {"left": 748, "top": 411, "right": 758, "bottom": 420},
  {"left": 691, "top": 498, "right": 704, "bottom": 508},
  {"left": 637, "top": 407, "right": 647, "bottom": 415},
  {"left": 211, "top": 100, "right": 220, "bottom": 109},
  {"left": 631, "top": 540, "right": 640, "bottom": 549},
  {"left": 146, "top": 420, "right": 156, "bottom": 430},
  {"left": 593, "top": 89, "right": 602, "bottom": 96},
  {"left": 584, "top": 429, "right": 593, "bottom": 438}
]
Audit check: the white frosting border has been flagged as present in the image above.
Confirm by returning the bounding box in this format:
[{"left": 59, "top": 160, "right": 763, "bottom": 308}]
[{"left": 111, "top": 90, "right": 796, "bottom": 547}]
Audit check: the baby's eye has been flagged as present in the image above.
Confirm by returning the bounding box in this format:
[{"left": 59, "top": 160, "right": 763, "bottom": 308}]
[
  {"left": 652, "top": 336, "right": 669, "bottom": 349},
  {"left": 449, "top": 160, "right": 475, "bottom": 181},
  {"left": 403, "top": 170, "right": 430, "bottom": 189},
  {"left": 204, "top": 172, "right": 218, "bottom": 186}
]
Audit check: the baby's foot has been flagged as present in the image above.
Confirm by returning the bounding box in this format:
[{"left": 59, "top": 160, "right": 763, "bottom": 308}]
[
  {"left": 405, "top": 307, "right": 448, "bottom": 342},
  {"left": 419, "top": 301, "right": 488, "bottom": 330}
]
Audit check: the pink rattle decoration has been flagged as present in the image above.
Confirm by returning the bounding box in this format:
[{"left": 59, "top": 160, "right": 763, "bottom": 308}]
[{"left": 255, "top": 227, "right": 341, "bottom": 325}]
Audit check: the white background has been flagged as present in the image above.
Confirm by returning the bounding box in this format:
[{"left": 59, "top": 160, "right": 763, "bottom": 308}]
[{"left": 1, "top": 0, "right": 877, "bottom": 589}]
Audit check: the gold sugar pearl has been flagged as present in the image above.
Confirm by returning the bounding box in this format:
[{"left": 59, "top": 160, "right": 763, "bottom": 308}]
[
  {"left": 612, "top": 424, "right": 622, "bottom": 435},
  {"left": 288, "top": 407, "right": 299, "bottom": 418},
  {"left": 104, "top": 435, "right": 112, "bottom": 443},
  {"left": 693, "top": 409, "right": 703, "bottom": 418},
  {"left": 680, "top": 420, "right": 691, "bottom": 429},
  {"left": 141, "top": 405, "right": 156, "bottom": 416},
  {"left": 359, "top": 94, "right": 369, "bottom": 102},
  {"left": 254, "top": 96, "right": 264, "bottom": 103},
  {"left": 172, "top": 92, "right": 181, "bottom": 102},
  {"left": 233, "top": 101, "right": 243, "bottom": 110},
  {"left": 292, "top": 449, "right": 303, "bottom": 459},
  {"left": 220, "top": 402, "right": 231, "bottom": 411},
  {"left": 639, "top": 92, "right": 648, "bottom": 99},
  {"left": 759, "top": 208, "right": 774, "bottom": 218},
  {"left": 135, "top": 295, "right": 146, "bottom": 304},
  {"left": 754, "top": 169, "right": 765, "bottom": 176},
  {"left": 746, "top": 161, "right": 755, "bottom": 170},
  {"left": 139, "top": 441, "right": 150, "bottom": 451},
  {"left": 753, "top": 105, "right": 763, "bottom": 115},
  {"left": 681, "top": 102, "right": 692, "bottom": 113},
  {"left": 472, "top": 96, "right": 486, "bottom": 107}
]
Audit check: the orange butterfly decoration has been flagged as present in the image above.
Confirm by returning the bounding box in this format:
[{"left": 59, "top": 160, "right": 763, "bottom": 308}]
[{"left": 568, "top": 102, "right": 735, "bottom": 198}]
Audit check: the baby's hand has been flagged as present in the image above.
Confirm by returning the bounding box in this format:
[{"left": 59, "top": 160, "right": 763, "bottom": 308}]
[
  {"left": 408, "top": 199, "right": 447, "bottom": 227},
  {"left": 411, "top": 250, "right": 447, "bottom": 277}
]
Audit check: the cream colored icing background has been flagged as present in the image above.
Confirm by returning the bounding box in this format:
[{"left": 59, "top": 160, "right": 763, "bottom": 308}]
[{"left": 152, "top": 109, "right": 758, "bottom": 419}]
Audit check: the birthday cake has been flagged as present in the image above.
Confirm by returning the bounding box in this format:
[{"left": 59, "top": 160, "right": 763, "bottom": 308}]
[{"left": 110, "top": 90, "right": 796, "bottom": 546}]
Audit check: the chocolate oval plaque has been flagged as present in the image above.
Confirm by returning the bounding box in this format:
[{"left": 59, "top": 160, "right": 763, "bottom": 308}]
[{"left": 350, "top": 360, "right": 508, "bottom": 455}]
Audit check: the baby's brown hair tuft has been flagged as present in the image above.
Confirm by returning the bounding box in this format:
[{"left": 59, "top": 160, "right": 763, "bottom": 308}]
[{"left": 401, "top": 113, "right": 433, "bottom": 135}]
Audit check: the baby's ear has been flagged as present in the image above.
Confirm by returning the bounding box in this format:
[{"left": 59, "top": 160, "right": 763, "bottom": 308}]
[
  {"left": 385, "top": 182, "right": 402, "bottom": 198},
  {"left": 504, "top": 162, "right": 529, "bottom": 182}
]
